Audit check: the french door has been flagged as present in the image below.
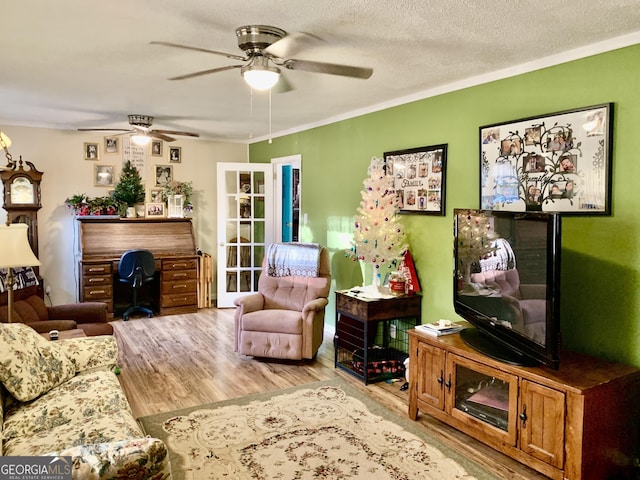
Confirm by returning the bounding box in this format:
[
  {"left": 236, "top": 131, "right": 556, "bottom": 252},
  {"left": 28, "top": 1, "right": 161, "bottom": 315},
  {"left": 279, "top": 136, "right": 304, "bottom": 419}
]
[{"left": 216, "top": 163, "right": 274, "bottom": 307}]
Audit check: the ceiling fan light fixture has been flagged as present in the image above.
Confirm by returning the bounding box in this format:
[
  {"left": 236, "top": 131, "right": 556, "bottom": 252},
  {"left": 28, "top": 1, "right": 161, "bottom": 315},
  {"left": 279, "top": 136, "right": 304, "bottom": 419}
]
[
  {"left": 131, "top": 133, "right": 152, "bottom": 146},
  {"left": 242, "top": 56, "right": 281, "bottom": 91}
]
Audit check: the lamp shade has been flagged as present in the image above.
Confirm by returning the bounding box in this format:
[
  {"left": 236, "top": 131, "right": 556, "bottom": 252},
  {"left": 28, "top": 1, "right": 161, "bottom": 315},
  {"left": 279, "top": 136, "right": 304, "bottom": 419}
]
[{"left": 0, "top": 224, "right": 41, "bottom": 269}]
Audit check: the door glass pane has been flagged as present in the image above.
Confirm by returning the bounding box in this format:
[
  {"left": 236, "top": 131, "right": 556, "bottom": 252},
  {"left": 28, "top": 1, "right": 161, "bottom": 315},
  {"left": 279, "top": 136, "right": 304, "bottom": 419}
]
[
  {"left": 225, "top": 171, "right": 239, "bottom": 194},
  {"left": 454, "top": 365, "right": 509, "bottom": 431}
]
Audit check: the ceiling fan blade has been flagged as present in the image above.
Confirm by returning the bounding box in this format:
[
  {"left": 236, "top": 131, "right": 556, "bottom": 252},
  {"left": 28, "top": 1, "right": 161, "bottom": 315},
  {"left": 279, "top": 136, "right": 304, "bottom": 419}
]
[
  {"left": 168, "top": 64, "right": 243, "bottom": 81},
  {"left": 77, "top": 128, "right": 131, "bottom": 132},
  {"left": 153, "top": 129, "right": 200, "bottom": 138},
  {"left": 284, "top": 59, "right": 373, "bottom": 79},
  {"left": 149, "top": 132, "right": 176, "bottom": 142},
  {"left": 273, "top": 74, "right": 294, "bottom": 94},
  {"left": 150, "top": 41, "right": 247, "bottom": 61},
  {"left": 263, "top": 32, "right": 320, "bottom": 59}
]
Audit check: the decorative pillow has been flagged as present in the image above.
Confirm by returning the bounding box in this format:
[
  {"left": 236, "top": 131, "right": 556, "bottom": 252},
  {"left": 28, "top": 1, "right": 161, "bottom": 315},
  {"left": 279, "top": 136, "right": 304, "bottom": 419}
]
[{"left": 0, "top": 323, "right": 75, "bottom": 402}]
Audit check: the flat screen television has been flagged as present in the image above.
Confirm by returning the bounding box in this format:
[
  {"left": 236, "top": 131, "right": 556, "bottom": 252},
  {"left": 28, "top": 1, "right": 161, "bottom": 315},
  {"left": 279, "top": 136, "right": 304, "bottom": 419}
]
[{"left": 453, "top": 208, "right": 561, "bottom": 369}]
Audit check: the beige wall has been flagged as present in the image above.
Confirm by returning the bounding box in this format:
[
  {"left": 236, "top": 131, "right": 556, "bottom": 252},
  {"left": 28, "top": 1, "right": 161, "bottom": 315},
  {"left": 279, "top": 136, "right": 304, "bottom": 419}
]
[{"left": 0, "top": 124, "right": 248, "bottom": 305}]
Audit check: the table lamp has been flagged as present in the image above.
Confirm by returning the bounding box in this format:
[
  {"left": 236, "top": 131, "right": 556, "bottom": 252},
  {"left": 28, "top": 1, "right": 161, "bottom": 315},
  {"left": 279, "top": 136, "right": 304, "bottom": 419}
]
[{"left": 0, "top": 223, "right": 41, "bottom": 323}]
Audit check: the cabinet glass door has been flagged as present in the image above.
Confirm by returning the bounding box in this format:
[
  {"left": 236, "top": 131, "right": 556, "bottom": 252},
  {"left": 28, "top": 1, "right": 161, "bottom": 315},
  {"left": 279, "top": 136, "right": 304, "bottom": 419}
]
[{"left": 447, "top": 354, "right": 518, "bottom": 445}]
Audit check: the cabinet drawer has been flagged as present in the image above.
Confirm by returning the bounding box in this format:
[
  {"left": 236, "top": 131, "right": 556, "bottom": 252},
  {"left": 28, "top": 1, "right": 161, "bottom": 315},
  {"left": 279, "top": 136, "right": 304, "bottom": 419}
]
[
  {"left": 82, "top": 284, "right": 112, "bottom": 301},
  {"left": 83, "top": 275, "right": 111, "bottom": 286},
  {"left": 160, "top": 292, "right": 197, "bottom": 308},
  {"left": 163, "top": 269, "right": 197, "bottom": 282},
  {"left": 162, "top": 258, "right": 197, "bottom": 271},
  {"left": 161, "top": 279, "right": 197, "bottom": 295},
  {"left": 83, "top": 263, "right": 112, "bottom": 275}
]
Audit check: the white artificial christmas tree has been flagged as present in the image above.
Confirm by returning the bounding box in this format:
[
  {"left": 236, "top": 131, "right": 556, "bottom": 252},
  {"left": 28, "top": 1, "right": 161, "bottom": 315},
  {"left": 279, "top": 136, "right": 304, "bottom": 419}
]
[{"left": 349, "top": 157, "right": 408, "bottom": 294}]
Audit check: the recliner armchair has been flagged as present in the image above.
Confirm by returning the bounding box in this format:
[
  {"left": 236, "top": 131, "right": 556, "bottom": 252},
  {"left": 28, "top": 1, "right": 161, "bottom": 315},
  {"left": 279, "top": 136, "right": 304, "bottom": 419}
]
[{"left": 234, "top": 244, "right": 331, "bottom": 360}]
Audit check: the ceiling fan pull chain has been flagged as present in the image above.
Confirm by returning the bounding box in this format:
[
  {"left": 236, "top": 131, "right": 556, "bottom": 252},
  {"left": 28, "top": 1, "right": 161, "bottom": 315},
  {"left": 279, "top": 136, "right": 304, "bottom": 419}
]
[
  {"left": 268, "top": 89, "right": 273, "bottom": 144},
  {"left": 249, "top": 89, "right": 254, "bottom": 139}
]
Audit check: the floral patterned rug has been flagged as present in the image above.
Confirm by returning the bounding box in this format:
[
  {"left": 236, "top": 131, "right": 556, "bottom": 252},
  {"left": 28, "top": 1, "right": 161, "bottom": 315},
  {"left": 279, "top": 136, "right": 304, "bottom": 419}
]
[{"left": 139, "top": 378, "right": 496, "bottom": 480}]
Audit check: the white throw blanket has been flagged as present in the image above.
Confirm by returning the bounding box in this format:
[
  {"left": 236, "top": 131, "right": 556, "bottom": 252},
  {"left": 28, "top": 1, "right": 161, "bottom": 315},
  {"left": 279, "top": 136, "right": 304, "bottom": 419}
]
[{"left": 266, "top": 242, "right": 322, "bottom": 277}]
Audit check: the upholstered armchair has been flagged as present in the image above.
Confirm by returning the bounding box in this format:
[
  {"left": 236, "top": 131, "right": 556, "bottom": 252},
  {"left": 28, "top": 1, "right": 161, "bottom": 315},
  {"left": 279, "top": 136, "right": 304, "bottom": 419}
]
[
  {"left": 470, "top": 269, "right": 546, "bottom": 342},
  {"left": 234, "top": 244, "right": 331, "bottom": 360}
]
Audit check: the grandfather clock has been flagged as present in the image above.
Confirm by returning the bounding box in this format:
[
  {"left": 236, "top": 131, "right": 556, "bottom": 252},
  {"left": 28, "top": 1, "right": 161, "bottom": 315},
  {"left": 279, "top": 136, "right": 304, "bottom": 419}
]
[{"left": 1, "top": 158, "right": 43, "bottom": 257}]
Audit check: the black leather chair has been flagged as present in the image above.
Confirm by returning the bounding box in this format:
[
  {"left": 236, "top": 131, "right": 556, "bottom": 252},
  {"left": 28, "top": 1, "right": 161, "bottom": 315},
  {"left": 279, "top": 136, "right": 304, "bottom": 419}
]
[{"left": 118, "top": 249, "right": 156, "bottom": 321}]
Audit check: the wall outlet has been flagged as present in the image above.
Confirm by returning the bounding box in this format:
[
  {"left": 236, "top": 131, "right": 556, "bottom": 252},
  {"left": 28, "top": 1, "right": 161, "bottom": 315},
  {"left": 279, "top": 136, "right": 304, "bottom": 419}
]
[
  {"left": 45, "top": 285, "right": 51, "bottom": 294},
  {"left": 390, "top": 324, "right": 397, "bottom": 339}
]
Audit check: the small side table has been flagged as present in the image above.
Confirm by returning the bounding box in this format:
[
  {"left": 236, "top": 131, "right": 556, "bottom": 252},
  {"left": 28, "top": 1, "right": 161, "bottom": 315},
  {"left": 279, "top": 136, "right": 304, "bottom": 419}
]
[
  {"left": 40, "top": 329, "right": 87, "bottom": 341},
  {"left": 334, "top": 291, "right": 421, "bottom": 384}
]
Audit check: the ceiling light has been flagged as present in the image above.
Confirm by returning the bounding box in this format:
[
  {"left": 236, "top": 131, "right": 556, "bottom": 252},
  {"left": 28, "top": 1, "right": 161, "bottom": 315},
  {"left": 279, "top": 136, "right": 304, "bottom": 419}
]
[
  {"left": 0, "top": 131, "right": 15, "bottom": 170},
  {"left": 242, "top": 56, "right": 280, "bottom": 91},
  {"left": 131, "top": 134, "right": 151, "bottom": 146},
  {"left": 0, "top": 131, "right": 12, "bottom": 150}
]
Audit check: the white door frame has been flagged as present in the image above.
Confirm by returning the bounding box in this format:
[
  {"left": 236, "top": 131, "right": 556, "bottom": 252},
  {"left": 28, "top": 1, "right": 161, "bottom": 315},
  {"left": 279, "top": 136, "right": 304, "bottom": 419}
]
[{"left": 272, "top": 154, "right": 302, "bottom": 243}]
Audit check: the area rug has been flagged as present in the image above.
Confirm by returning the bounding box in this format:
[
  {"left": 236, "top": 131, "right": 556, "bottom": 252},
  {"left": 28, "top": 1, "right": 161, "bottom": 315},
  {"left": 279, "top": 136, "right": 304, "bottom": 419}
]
[{"left": 139, "top": 378, "right": 497, "bottom": 480}]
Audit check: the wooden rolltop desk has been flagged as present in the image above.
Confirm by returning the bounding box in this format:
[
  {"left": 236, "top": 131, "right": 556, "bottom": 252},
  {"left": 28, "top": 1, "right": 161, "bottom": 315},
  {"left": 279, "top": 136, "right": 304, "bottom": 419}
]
[{"left": 77, "top": 217, "right": 198, "bottom": 316}]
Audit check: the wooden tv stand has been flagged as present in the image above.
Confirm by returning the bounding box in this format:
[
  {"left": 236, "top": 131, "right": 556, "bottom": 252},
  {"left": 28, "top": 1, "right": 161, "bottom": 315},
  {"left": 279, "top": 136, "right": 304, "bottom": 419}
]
[{"left": 408, "top": 328, "right": 640, "bottom": 480}]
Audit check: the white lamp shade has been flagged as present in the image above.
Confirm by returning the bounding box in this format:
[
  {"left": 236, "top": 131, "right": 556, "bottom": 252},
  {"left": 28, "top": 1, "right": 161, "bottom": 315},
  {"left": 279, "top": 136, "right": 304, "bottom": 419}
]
[
  {"left": 243, "top": 68, "right": 280, "bottom": 91},
  {"left": 131, "top": 134, "right": 151, "bottom": 146},
  {"left": 0, "top": 224, "right": 41, "bottom": 268}
]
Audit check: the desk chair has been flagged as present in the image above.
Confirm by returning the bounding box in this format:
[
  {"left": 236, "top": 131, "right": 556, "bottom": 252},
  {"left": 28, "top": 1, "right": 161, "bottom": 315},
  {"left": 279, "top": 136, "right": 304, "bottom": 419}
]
[{"left": 118, "top": 249, "right": 155, "bottom": 321}]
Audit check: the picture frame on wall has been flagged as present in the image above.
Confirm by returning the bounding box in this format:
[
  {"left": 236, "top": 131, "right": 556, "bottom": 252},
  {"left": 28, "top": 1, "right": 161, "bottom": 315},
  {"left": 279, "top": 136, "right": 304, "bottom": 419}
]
[
  {"left": 169, "top": 146, "right": 181, "bottom": 163},
  {"left": 154, "top": 164, "right": 172, "bottom": 187},
  {"left": 104, "top": 137, "right": 119, "bottom": 155},
  {"left": 479, "top": 103, "right": 613, "bottom": 215},
  {"left": 84, "top": 142, "right": 99, "bottom": 161},
  {"left": 94, "top": 164, "right": 114, "bottom": 187},
  {"left": 149, "top": 188, "right": 163, "bottom": 203},
  {"left": 384, "top": 144, "right": 448, "bottom": 215},
  {"left": 150, "top": 140, "right": 163, "bottom": 157}
]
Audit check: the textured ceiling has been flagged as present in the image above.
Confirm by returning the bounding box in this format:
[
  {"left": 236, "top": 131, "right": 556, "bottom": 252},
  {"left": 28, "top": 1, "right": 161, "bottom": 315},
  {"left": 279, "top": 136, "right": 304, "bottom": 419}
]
[{"left": 1, "top": 0, "right": 640, "bottom": 143}]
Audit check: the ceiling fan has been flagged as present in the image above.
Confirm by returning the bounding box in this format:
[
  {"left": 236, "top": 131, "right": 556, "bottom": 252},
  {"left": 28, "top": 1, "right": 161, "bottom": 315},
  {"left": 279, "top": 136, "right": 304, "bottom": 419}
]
[
  {"left": 78, "top": 114, "right": 200, "bottom": 143},
  {"left": 151, "top": 25, "right": 373, "bottom": 91}
]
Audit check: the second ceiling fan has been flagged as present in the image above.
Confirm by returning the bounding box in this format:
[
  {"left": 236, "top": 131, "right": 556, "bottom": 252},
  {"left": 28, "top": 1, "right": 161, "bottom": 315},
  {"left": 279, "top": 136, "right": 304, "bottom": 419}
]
[
  {"left": 151, "top": 25, "right": 373, "bottom": 91},
  {"left": 78, "top": 114, "right": 200, "bottom": 143}
]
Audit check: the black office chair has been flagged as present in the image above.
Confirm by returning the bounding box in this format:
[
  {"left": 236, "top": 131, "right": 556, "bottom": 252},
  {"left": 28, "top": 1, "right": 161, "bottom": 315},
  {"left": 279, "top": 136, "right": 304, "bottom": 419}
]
[{"left": 118, "top": 249, "right": 156, "bottom": 321}]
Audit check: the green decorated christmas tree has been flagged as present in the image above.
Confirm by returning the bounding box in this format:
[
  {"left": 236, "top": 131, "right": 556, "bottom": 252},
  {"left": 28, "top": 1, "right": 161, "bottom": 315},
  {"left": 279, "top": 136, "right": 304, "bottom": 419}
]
[
  {"left": 349, "top": 157, "right": 407, "bottom": 289},
  {"left": 113, "top": 160, "right": 145, "bottom": 212}
]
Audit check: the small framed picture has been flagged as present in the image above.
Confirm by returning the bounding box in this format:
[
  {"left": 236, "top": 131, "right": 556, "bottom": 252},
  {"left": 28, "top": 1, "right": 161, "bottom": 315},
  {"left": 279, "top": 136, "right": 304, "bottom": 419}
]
[
  {"left": 169, "top": 146, "right": 181, "bottom": 163},
  {"left": 155, "top": 164, "right": 173, "bottom": 187},
  {"left": 104, "top": 137, "right": 119, "bottom": 155},
  {"left": 145, "top": 202, "right": 165, "bottom": 217},
  {"left": 84, "top": 142, "right": 99, "bottom": 160},
  {"left": 149, "top": 188, "right": 163, "bottom": 203},
  {"left": 150, "top": 140, "right": 163, "bottom": 157},
  {"left": 94, "top": 164, "right": 115, "bottom": 187}
]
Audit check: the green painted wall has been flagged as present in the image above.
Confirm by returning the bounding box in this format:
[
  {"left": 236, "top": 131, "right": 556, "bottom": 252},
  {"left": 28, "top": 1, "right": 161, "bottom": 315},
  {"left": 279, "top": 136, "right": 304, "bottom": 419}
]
[{"left": 250, "top": 44, "right": 640, "bottom": 367}]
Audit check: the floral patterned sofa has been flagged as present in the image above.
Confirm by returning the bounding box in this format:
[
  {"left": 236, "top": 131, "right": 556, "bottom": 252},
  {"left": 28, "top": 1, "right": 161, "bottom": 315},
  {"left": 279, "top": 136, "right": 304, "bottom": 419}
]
[{"left": 0, "top": 323, "right": 171, "bottom": 479}]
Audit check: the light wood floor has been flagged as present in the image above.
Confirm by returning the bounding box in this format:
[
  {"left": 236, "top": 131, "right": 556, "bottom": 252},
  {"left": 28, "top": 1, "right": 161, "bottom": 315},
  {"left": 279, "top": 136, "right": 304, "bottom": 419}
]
[{"left": 112, "top": 308, "right": 548, "bottom": 480}]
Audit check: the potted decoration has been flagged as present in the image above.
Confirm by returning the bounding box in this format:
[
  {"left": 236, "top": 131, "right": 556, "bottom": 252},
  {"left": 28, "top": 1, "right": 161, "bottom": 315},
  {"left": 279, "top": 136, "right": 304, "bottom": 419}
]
[
  {"left": 65, "top": 193, "right": 90, "bottom": 215},
  {"left": 161, "top": 180, "right": 194, "bottom": 218},
  {"left": 112, "top": 161, "right": 145, "bottom": 217}
]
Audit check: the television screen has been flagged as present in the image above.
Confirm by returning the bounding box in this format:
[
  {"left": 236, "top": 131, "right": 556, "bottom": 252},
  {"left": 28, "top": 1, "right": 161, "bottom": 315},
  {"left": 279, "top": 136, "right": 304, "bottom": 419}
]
[{"left": 453, "top": 209, "right": 561, "bottom": 369}]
